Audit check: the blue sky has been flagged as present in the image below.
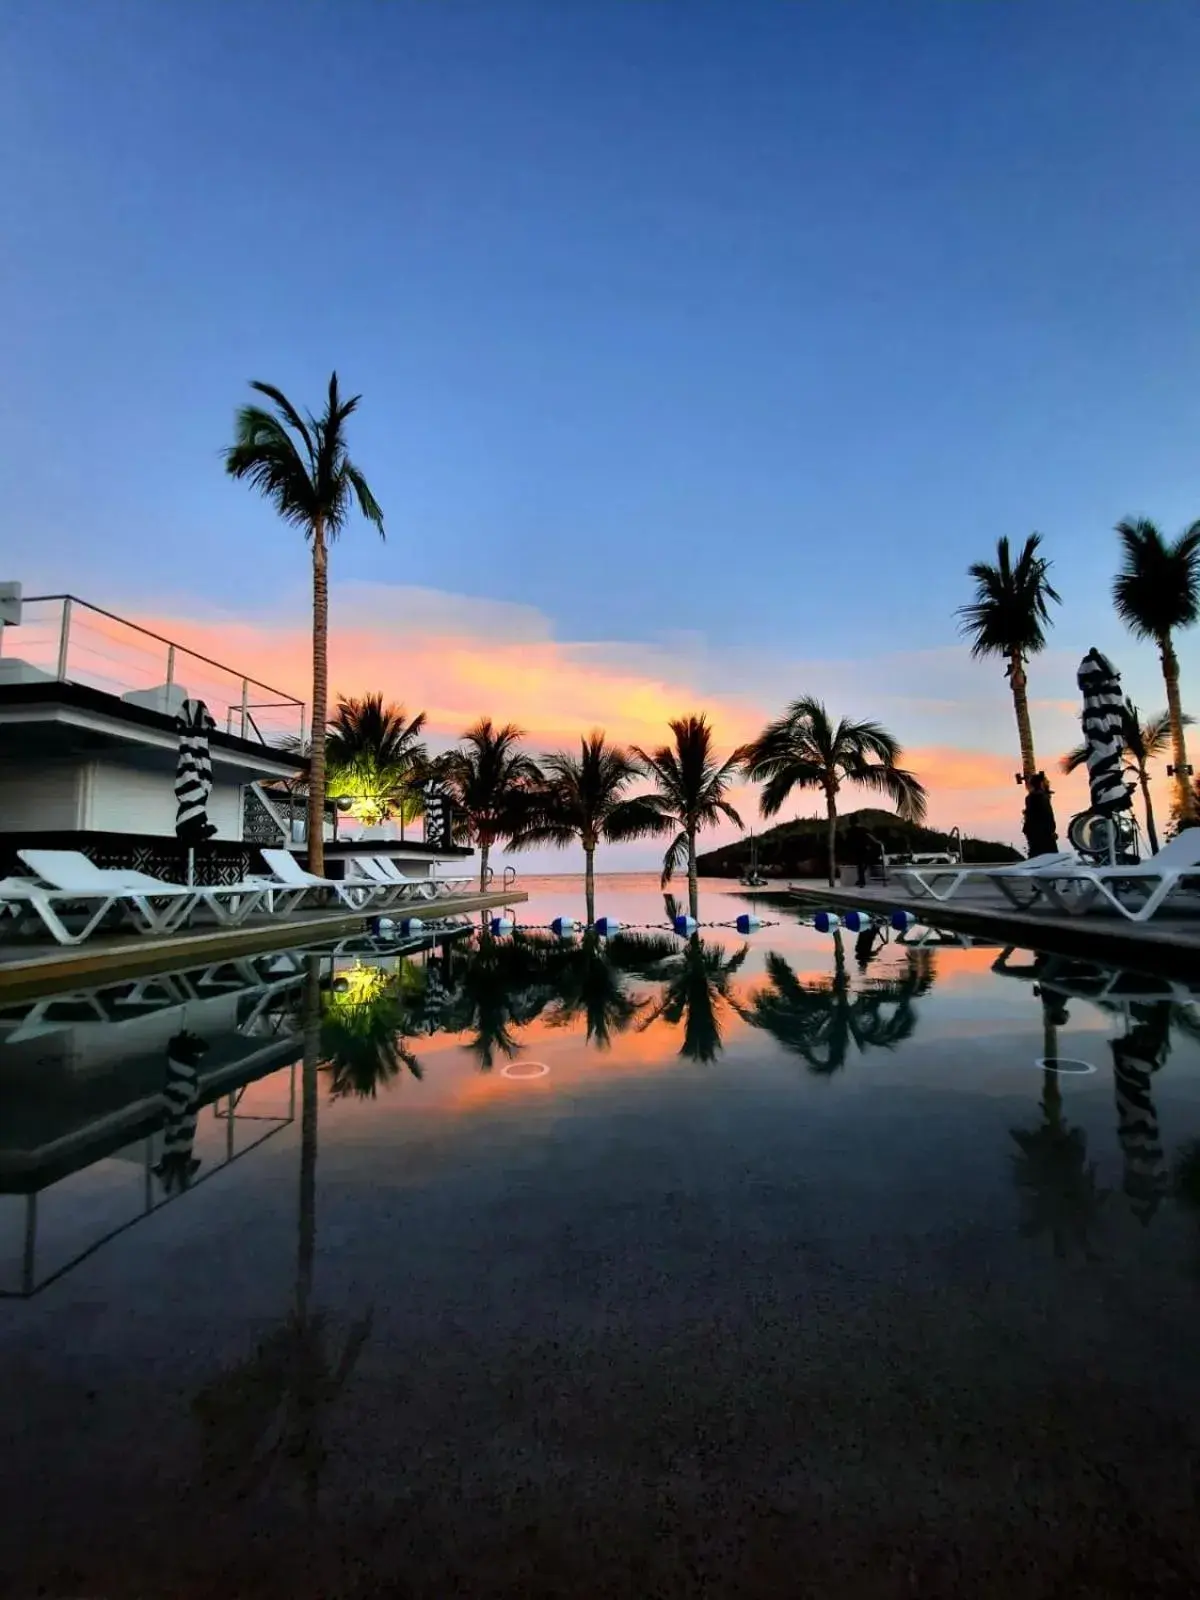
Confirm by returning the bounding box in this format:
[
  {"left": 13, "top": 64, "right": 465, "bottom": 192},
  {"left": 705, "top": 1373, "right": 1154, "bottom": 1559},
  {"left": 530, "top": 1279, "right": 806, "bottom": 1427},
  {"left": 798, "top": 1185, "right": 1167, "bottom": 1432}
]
[{"left": 3, "top": 0, "right": 1199, "bottom": 854}]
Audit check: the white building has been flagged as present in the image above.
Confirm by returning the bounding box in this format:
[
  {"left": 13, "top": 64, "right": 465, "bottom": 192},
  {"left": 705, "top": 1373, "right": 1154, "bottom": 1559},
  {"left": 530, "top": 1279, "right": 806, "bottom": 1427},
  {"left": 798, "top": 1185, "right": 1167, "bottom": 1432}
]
[{"left": 0, "top": 587, "right": 475, "bottom": 886}]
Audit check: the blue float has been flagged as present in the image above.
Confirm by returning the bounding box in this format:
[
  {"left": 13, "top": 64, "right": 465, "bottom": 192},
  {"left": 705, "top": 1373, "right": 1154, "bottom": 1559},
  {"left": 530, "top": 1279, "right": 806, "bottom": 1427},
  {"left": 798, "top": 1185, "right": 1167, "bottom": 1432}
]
[
  {"left": 813, "top": 911, "right": 841, "bottom": 933},
  {"left": 889, "top": 909, "right": 917, "bottom": 931},
  {"left": 735, "top": 913, "right": 762, "bottom": 933},
  {"left": 397, "top": 917, "right": 425, "bottom": 937},
  {"left": 843, "top": 910, "right": 877, "bottom": 933},
  {"left": 489, "top": 916, "right": 515, "bottom": 935},
  {"left": 594, "top": 916, "right": 621, "bottom": 936},
  {"left": 673, "top": 914, "right": 699, "bottom": 936},
  {"left": 550, "top": 916, "right": 577, "bottom": 936}
]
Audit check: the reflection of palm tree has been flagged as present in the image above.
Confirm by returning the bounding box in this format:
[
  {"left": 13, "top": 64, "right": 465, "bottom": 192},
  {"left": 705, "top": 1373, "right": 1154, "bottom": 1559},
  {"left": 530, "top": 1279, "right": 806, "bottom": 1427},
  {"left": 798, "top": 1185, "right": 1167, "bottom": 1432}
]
[
  {"left": 443, "top": 932, "right": 562, "bottom": 1069},
  {"left": 1010, "top": 1064, "right": 1107, "bottom": 1261},
  {"left": 547, "top": 930, "right": 646, "bottom": 1049},
  {"left": 1110, "top": 1001, "right": 1171, "bottom": 1226},
  {"left": 739, "top": 935, "right": 931, "bottom": 1074},
  {"left": 194, "top": 956, "right": 372, "bottom": 1512},
  {"left": 319, "top": 964, "right": 423, "bottom": 1099},
  {"left": 636, "top": 934, "right": 749, "bottom": 1063}
]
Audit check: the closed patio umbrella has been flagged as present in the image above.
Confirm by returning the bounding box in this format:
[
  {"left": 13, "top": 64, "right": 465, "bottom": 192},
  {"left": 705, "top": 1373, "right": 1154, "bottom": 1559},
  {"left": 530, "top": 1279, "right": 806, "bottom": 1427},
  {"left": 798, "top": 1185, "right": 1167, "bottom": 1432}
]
[
  {"left": 175, "top": 698, "right": 218, "bottom": 851},
  {"left": 1077, "top": 649, "right": 1133, "bottom": 818}
]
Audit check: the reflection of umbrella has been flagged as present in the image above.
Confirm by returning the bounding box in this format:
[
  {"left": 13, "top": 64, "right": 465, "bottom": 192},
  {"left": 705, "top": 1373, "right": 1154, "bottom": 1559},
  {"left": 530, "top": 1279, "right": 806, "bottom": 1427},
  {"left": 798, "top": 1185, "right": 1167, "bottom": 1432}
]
[
  {"left": 1078, "top": 650, "right": 1132, "bottom": 817},
  {"left": 154, "top": 1028, "right": 208, "bottom": 1193},
  {"left": 1111, "top": 1002, "right": 1170, "bottom": 1226},
  {"left": 175, "top": 698, "right": 218, "bottom": 844}
]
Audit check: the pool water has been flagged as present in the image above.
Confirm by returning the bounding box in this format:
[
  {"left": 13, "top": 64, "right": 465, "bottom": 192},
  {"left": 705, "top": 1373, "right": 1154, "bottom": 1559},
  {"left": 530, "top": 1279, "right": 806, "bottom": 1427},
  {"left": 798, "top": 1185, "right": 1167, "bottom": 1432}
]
[{"left": 2, "top": 873, "right": 1200, "bottom": 1597}]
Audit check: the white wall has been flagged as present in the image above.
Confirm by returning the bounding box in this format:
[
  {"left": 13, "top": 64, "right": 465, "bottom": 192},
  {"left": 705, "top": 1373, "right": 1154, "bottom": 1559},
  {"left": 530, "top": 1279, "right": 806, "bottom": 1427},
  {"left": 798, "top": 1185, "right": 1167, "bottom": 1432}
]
[
  {"left": 0, "top": 758, "right": 84, "bottom": 829},
  {"left": 85, "top": 762, "right": 243, "bottom": 839}
]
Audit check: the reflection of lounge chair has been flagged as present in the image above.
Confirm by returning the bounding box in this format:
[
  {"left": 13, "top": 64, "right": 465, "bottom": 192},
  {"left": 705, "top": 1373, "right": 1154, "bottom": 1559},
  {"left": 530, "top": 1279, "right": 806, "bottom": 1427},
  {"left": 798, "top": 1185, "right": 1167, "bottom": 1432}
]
[
  {"left": 254, "top": 849, "right": 381, "bottom": 911},
  {"left": 896, "top": 852, "right": 1075, "bottom": 904},
  {"left": 994, "top": 832, "right": 1200, "bottom": 923}
]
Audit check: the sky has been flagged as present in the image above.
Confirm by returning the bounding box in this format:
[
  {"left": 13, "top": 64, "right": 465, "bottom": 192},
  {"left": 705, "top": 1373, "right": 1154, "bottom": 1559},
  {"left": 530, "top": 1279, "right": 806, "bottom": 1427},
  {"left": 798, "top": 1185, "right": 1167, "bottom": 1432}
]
[{"left": 3, "top": 0, "right": 1199, "bottom": 869}]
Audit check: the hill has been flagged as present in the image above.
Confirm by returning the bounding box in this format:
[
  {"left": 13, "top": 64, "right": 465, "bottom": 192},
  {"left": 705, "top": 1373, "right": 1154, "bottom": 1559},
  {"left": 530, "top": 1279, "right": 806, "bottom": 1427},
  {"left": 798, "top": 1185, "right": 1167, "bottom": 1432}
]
[{"left": 696, "top": 808, "right": 1021, "bottom": 878}]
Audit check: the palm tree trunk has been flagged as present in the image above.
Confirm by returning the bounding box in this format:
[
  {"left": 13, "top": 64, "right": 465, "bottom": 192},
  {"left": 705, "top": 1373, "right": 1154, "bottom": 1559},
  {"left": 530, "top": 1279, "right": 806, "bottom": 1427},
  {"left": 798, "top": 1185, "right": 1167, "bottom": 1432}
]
[
  {"left": 825, "top": 790, "right": 838, "bottom": 888},
  {"left": 687, "top": 828, "right": 699, "bottom": 920},
  {"left": 306, "top": 522, "right": 329, "bottom": 875},
  {"left": 479, "top": 838, "right": 490, "bottom": 895},
  {"left": 1009, "top": 651, "right": 1037, "bottom": 784},
  {"left": 1138, "top": 767, "right": 1160, "bottom": 854},
  {"left": 1159, "top": 632, "right": 1195, "bottom": 824},
  {"left": 584, "top": 845, "right": 596, "bottom": 925}
]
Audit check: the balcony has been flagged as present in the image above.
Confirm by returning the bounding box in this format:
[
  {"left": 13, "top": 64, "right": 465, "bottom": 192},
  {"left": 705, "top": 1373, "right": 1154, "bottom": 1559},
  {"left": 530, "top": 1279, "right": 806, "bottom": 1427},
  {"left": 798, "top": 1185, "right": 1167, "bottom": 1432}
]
[{"left": 0, "top": 594, "right": 305, "bottom": 750}]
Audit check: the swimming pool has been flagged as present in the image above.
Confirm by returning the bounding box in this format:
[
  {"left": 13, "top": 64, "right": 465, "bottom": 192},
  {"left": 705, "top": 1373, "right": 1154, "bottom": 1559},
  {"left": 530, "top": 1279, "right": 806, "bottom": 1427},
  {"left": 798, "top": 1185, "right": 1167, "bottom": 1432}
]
[{"left": 2, "top": 873, "right": 1199, "bottom": 1595}]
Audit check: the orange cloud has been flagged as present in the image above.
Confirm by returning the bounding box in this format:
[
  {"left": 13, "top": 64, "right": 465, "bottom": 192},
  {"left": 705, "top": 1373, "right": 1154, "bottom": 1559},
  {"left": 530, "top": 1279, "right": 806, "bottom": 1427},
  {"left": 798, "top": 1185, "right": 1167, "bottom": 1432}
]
[
  {"left": 131, "top": 584, "right": 1100, "bottom": 846},
  {"left": 139, "top": 608, "right": 761, "bottom": 753}
]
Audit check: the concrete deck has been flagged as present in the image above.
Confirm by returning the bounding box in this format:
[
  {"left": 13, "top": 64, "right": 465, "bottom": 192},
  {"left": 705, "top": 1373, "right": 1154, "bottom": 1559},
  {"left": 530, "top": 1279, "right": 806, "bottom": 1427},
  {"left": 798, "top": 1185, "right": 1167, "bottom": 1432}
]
[
  {"left": 782, "top": 878, "right": 1200, "bottom": 977},
  {"left": 0, "top": 888, "right": 525, "bottom": 998}
]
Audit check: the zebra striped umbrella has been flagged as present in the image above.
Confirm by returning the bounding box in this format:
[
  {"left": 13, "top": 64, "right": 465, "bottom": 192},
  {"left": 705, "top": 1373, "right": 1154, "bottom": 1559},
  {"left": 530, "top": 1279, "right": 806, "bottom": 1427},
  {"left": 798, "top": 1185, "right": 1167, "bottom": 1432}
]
[
  {"left": 175, "top": 698, "right": 218, "bottom": 843},
  {"left": 1077, "top": 649, "right": 1132, "bottom": 816}
]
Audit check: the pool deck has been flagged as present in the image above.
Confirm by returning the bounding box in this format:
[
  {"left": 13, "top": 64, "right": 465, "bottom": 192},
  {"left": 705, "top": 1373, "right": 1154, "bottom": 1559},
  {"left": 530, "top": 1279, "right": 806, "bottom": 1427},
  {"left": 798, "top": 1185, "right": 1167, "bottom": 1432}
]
[
  {"left": 0, "top": 888, "right": 525, "bottom": 998},
  {"left": 782, "top": 878, "right": 1200, "bottom": 977}
]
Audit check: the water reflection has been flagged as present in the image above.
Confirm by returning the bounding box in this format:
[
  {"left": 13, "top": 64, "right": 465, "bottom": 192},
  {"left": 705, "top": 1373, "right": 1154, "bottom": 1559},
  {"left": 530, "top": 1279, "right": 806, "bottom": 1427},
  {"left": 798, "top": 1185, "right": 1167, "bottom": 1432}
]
[
  {"left": 320, "top": 962, "right": 424, "bottom": 1098},
  {"left": 1010, "top": 1061, "right": 1107, "bottom": 1262},
  {"left": 993, "top": 950, "right": 1200, "bottom": 1245},
  {"left": 634, "top": 934, "right": 749, "bottom": 1063},
  {"left": 194, "top": 957, "right": 372, "bottom": 1515},
  {"left": 0, "top": 954, "right": 306, "bottom": 1295},
  {"left": 738, "top": 932, "right": 933, "bottom": 1075}
]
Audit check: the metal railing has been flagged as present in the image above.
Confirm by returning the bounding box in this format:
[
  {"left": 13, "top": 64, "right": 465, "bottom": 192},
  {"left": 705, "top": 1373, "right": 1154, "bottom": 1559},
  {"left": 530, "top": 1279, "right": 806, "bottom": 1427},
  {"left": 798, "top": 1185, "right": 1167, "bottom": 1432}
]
[{"left": 1, "top": 594, "right": 306, "bottom": 750}]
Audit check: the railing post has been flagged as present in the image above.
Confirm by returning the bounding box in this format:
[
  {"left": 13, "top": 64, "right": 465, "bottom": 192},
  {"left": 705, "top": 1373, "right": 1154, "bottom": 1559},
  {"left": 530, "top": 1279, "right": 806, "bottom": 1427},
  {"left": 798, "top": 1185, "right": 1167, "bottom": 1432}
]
[
  {"left": 56, "top": 598, "right": 73, "bottom": 681},
  {"left": 240, "top": 678, "right": 249, "bottom": 739},
  {"left": 165, "top": 643, "right": 175, "bottom": 694}
]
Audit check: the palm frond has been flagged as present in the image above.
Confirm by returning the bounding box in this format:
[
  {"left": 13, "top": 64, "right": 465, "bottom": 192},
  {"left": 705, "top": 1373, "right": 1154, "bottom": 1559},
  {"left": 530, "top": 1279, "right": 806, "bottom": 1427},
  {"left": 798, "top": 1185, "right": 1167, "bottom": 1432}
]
[
  {"left": 1113, "top": 518, "right": 1200, "bottom": 639},
  {"left": 957, "top": 533, "right": 1061, "bottom": 660}
]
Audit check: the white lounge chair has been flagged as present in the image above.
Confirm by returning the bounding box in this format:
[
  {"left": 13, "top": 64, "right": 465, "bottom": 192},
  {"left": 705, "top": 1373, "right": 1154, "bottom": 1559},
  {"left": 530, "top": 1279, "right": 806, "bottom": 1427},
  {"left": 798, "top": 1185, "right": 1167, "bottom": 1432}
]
[
  {"left": 20, "top": 850, "right": 270, "bottom": 931},
  {"left": 370, "top": 859, "right": 441, "bottom": 901},
  {"left": 895, "top": 852, "right": 1075, "bottom": 904},
  {"left": 254, "top": 848, "right": 381, "bottom": 912},
  {"left": 1006, "top": 831, "right": 1200, "bottom": 924},
  {"left": 429, "top": 874, "right": 478, "bottom": 898},
  {"left": 346, "top": 856, "right": 423, "bottom": 907}
]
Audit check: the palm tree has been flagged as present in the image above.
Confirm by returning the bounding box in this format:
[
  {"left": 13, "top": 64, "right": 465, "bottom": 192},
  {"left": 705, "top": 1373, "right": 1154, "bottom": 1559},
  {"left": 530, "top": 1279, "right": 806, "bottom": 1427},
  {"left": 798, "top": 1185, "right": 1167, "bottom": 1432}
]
[
  {"left": 1113, "top": 518, "right": 1200, "bottom": 826},
  {"left": 439, "top": 719, "right": 543, "bottom": 892},
  {"left": 741, "top": 698, "right": 927, "bottom": 888},
  {"left": 225, "top": 374, "right": 384, "bottom": 874},
  {"left": 957, "top": 534, "right": 1061, "bottom": 787},
  {"left": 324, "top": 694, "right": 428, "bottom": 830},
  {"left": 631, "top": 714, "right": 743, "bottom": 918},
  {"left": 1060, "top": 699, "right": 1190, "bottom": 854},
  {"left": 517, "top": 732, "right": 673, "bottom": 922}
]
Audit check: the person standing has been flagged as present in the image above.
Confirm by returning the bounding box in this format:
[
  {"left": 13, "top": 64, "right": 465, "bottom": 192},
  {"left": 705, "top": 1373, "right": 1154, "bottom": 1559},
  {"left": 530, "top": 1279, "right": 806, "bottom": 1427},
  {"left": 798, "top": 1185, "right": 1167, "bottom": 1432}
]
[{"left": 1022, "top": 771, "right": 1059, "bottom": 858}]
